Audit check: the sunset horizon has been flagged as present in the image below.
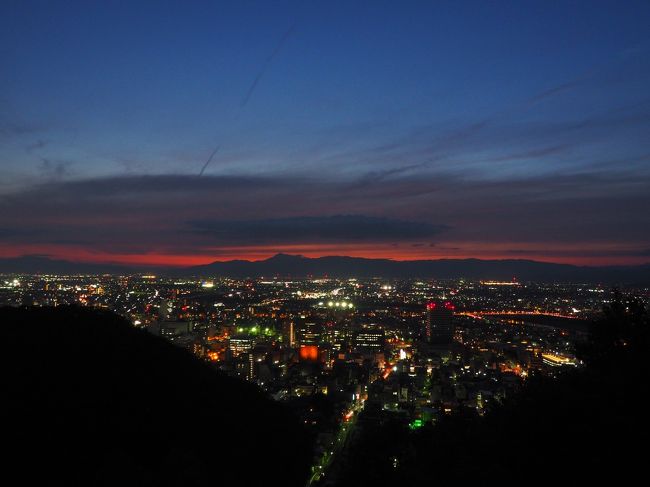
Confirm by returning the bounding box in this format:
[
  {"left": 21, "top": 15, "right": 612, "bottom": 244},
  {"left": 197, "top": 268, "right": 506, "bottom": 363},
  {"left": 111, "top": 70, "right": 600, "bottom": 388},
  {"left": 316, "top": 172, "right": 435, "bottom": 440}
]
[
  {"left": 2, "top": 2, "right": 649, "bottom": 271},
  {"left": 2, "top": 245, "right": 649, "bottom": 268}
]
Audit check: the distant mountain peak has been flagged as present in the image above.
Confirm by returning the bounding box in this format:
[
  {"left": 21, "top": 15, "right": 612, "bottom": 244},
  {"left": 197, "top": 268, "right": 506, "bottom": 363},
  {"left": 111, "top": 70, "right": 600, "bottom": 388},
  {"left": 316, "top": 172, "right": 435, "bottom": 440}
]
[{"left": 267, "top": 253, "right": 306, "bottom": 261}]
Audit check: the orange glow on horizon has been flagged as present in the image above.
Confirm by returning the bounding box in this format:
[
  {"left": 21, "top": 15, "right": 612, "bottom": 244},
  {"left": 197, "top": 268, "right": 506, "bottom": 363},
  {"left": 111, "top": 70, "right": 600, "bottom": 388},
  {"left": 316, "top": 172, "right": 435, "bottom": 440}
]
[{"left": 0, "top": 241, "right": 647, "bottom": 268}]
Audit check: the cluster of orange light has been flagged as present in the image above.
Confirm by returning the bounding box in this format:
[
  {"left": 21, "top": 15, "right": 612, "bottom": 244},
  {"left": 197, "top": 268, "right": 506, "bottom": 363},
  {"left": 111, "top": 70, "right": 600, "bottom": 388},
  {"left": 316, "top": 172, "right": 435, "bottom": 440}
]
[
  {"left": 207, "top": 333, "right": 229, "bottom": 341},
  {"left": 299, "top": 345, "right": 319, "bottom": 361},
  {"left": 381, "top": 366, "right": 394, "bottom": 380},
  {"left": 499, "top": 363, "right": 524, "bottom": 376}
]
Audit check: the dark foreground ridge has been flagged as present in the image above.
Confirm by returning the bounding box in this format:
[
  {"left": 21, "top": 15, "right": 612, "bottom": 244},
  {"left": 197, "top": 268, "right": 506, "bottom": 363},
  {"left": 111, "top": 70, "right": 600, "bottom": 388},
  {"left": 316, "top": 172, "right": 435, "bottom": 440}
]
[{"left": 4, "top": 306, "right": 311, "bottom": 486}]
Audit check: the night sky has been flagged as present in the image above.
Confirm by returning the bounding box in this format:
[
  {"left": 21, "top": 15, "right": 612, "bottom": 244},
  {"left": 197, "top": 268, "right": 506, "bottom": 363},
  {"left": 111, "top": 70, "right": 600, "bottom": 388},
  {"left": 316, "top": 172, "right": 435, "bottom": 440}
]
[{"left": 1, "top": 0, "right": 649, "bottom": 266}]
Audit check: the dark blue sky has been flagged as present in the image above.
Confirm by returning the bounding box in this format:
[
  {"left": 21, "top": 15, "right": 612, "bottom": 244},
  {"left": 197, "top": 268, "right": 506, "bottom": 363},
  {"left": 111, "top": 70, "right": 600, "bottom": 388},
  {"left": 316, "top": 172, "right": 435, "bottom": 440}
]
[{"left": 1, "top": 1, "right": 649, "bottom": 265}]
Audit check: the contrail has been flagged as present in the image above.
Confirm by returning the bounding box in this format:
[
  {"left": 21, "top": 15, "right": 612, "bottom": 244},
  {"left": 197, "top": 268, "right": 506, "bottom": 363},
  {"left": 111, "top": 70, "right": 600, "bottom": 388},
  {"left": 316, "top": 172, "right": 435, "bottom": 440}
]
[
  {"left": 198, "top": 145, "right": 221, "bottom": 176},
  {"left": 199, "top": 22, "right": 297, "bottom": 176},
  {"left": 240, "top": 23, "right": 297, "bottom": 108}
]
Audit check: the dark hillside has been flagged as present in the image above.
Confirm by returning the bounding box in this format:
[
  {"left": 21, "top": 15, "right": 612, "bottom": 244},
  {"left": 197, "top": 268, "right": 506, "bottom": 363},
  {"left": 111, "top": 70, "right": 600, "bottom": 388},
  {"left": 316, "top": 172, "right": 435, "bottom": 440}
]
[{"left": 3, "top": 306, "right": 310, "bottom": 486}]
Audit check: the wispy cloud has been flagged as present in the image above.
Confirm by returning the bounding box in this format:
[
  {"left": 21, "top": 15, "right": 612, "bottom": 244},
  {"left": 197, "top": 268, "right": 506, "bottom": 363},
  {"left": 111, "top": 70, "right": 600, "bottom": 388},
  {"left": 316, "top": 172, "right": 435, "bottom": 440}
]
[
  {"left": 38, "top": 158, "right": 72, "bottom": 179},
  {"left": 25, "top": 139, "right": 48, "bottom": 152}
]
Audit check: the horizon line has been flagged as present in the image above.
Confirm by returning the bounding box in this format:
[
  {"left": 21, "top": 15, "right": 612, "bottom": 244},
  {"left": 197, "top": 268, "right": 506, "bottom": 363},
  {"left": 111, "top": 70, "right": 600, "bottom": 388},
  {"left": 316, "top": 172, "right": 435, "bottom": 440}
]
[{"left": 1, "top": 252, "right": 649, "bottom": 270}]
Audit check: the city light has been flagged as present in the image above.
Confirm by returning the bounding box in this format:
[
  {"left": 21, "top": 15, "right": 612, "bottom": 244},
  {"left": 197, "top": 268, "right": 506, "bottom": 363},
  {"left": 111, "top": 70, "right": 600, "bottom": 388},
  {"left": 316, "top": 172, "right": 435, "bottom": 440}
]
[{"left": 0, "top": 272, "right": 617, "bottom": 483}]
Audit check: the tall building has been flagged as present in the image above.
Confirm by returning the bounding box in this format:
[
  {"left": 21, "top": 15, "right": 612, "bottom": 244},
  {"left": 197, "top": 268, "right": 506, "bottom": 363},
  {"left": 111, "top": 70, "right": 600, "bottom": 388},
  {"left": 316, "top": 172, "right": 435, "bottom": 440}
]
[
  {"left": 229, "top": 336, "right": 254, "bottom": 357},
  {"left": 425, "top": 301, "right": 455, "bottom": 344},
  {"left": 326, "top": 328, "right": 349, "bottom": 351},
  {"left": 281, "top": 321, "right": 296, "bottom": 347},
  {"left": 297, "top": 321, "right": 321, "bottom": 346},
  {"left": 235, "top": 352, "right": 255, "bottom": 381},
  {"left": 353, "top": 329, "right": 385, "bottom": 352}
]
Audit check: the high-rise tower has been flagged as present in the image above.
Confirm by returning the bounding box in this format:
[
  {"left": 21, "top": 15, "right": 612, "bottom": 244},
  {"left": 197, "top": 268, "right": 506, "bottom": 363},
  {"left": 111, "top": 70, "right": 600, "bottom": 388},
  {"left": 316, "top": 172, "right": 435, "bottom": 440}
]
[{"left": 425, "top": 301, "right": 455, "bottom": 344}]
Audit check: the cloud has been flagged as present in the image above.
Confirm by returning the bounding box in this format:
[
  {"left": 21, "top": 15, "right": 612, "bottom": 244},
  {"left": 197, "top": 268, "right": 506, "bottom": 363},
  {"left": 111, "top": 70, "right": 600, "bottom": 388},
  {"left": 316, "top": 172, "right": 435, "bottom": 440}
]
[
  {"left": 0, "top": 121, "right": 44, "bottom": 139},
  {"left": 479, "top": 144, "right": 572, "bottom": 164},
  {"left": 38, "top": 158, "right": 72, "bottom": 179},
  {"left": 356, "top": 162, "right": 430, "bottom": 185},
  {"left": 26, "top": 139, "right": 48, "bottom": 152},
  {"left": 0, "top": 170, "right": 648, "bottom": 261},
  {"left": 289, "top": 54, "right": 650, "bottom": 182},
  {"left": 190, "top": 215, "right": 449, "bottom": 245}
]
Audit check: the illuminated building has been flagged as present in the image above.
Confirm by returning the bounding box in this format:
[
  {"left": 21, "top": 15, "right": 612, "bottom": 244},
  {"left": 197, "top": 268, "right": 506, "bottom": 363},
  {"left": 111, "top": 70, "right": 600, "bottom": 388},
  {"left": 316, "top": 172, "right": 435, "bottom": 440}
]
[
  {"left": 542, "top": 353, "right": 577, "bottom": 367},
  {"left": 326, "top": 328, "right": 348, "bottom": 351},
  {"left": 280, "top": 321, "right": 296, "bottom": 347},
  {"left": 299, "top": 344, "right": 319, "bottom": 361},
  {"left": 298, "top": 321, "right": 321, "bottom": 346},
  {"left": 353, "top": 329, "right": 385, "bottom": 352},
  {"left": 235, "top": 352, "right": 255, "bottom": 381},
  {"left": 229, "top": 336, "right": 254, "bottom": 357},
  {"left": 425, "top": 301, "right": 455, "bottom": 344},
  {"left": 289, "top": 321, "right": 295, "bottom": 347},
  {"left": 192, "top": 341, "right": 206, "bottom": 358},
  {"left": 159, "top": 320, "right": 192, "bottom": 337}
]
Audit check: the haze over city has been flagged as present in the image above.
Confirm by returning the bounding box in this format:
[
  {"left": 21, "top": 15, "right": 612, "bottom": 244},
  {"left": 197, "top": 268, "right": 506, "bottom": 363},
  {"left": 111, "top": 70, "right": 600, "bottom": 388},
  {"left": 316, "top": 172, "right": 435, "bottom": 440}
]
[{"left": 2, "top": 0, "right": 649, "bottom": 267}]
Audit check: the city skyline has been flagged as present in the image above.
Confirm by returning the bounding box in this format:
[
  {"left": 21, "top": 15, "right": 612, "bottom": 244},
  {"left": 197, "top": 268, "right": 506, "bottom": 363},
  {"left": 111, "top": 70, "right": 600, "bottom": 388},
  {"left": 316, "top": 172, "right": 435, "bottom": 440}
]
[
  {"left": 4, "top": 272, "right": 644, "bottom": 484},
  {"left": 2, "top": 1, "right": 650, "bottom": 267}
]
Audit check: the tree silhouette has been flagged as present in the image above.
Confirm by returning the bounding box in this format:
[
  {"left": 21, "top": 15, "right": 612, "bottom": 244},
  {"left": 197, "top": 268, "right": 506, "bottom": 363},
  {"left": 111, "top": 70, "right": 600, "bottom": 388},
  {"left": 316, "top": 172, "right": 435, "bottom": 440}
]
[{"left": 577, "top": 290, "right": 649, "bottom": 365}]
